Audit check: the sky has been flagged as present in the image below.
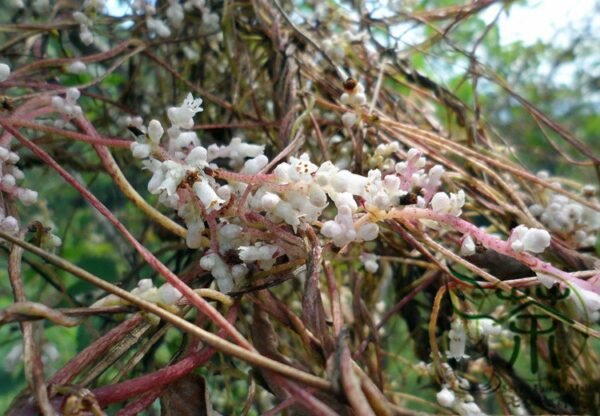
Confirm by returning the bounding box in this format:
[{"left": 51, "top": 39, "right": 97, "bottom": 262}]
[
  {"left": 105, "top": 0, "right": 598, "bottom": 85},
  {"left": 106, "top": 0, "right": 598, "bottom": 47},
  {"left": 482, "top": 0, "right": 598, "bottom": 47}
]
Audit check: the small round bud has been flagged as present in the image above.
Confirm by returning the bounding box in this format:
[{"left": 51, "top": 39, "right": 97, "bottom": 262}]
[{"left": 0, "top": 63, "right": 11, "bottom": 82}]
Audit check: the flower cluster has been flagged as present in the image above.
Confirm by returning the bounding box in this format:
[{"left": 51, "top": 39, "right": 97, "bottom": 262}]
[
  {"left": 436, "top": 386, "right": 486, "bottom": 416},
  {"left": 0, "top": 144, "right": 38, "bottom": 236},
  {"left": 340, "top": 79, "right": 367, "bottom": 127},
  {"left": 508, "top": 225, "right": 551, "bottom": 253},
  {"left": 529, "top": 185, "right": 599, "bottom": 247},
  {"left": 92, "top": 279, "right": 182, "bottom": 309},
  {"left": 134, "top": 0, "right": 220, "bottom": 39},
  {"left": 128, "top": 92, "right": 474, "bottom": 292},
  {"left": 52, "top": 88, "right": 83, "bottom": 120}
]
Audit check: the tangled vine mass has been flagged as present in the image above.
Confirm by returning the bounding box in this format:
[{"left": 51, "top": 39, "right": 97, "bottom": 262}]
[{"left": 0, "top": 1, "right": 599, "bottom": 415}]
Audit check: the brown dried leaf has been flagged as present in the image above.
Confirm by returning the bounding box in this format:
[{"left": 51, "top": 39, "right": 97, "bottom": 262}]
[{"left": 160, "top": 374, "right": 213, "bottom": 416}]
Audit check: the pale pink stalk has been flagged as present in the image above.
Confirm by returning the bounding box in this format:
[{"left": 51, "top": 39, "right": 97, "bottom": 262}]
[
  {"left": 389, "top": 207, "right": 600, "bottom": 294},
  {"left": 7, "top": 118, "right": 131, "bottom": 148}
]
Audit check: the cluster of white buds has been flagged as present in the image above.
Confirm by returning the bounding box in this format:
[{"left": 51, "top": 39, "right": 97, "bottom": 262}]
[
  {"left": 0, "top": 145, "right": 38, "bottom": 237},
  {"left": 66, "top": 60, "right": 87, "bottom": 75},
  {"left": 436, "top": 387, "right": 486, "bottom": 416},
  {"left": 72, "top": 11, "right": 94, "bottom": 46},
  {"left": 91, "top": 279, "right": 182, "bottom": 309},
  {"left": 238, "top": 242, "right": 281, "bottom": 270},
  {"left": 369, "top": 141, "right": 400, "bottom": 170},
  {"left": 200, "top": 252, "right": 248, "bottom": 292},
  {"left": 529, "top": 186, "right": 599, "bottom": 247},
  {"left": 0, "top": 63, "right": 10, "bottom": 83},
  {"left": 166, "top": 0, "right": 185, "bottom": 29},
  {"left": 360, "top": 253, "right": 379, "bottom": 273},
  {"left": 146, "top": 16, "right": 172, "bottom": 38},
  {"left": 131, "top": 92, "right": 466, "bottom": 291},
  {"left": 52, "top": 88, "right": 83, "bottom": 119},
  {"left": 430, "top": 190, "right": 465, "bottom": 217},
  {"left": 340, "top": 79, "right": 367, "bottom": 127},
  {"left": 322, "top": 30, "right": 369, "bottom": 62},
  {"left": 137, "top": 0, "right": 219, "bottom": 38},
  {"left": 447, "top": 317, "right": 502, "bottom": 362},
  {"left": 509, "top": 225, "right": 551, "bottom": 253}
]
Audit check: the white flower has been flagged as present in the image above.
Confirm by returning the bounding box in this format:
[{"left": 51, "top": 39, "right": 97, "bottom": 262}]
[
  {"left": 147, "top": 119, "right": 164, "bottom": 143},
  {"left": 357, "top": 222, "right": 379, "bottom": 241},
  {"left": 510, "top": 225, "right": 551, "bottom": 253},
  {"left": 431, "top": 190, "right": 465, "bottom": 216},
  {"left": 472, "top": 318, "right": 501, "bottom": 337},
  {"left": 79, "top": 25, "right": 94, "bottom": 46},
  {"left": 436, "top": 387, "right": 456, "bottom": 407},
  {"left": 448, "top": 319, "right": 469, "bottom": 361},
  {"left": 200, "top": 253, "right": 234, "bottom": 292},
  {"left": 166, "top": 1, "right": 185, "bottom": 28},
  {"left": 147, "top": 17, "right": 171, "bottom": 38},
  {"left": 158, "top": 283, "right": 182, "bottom": 305},
  {"left": 242, "top": 155, "right": 268, "bottom": 174},
  {"left": 2, "top": 174, "right": 15, "bottom": 188},
  {"left": 17, "top": 189, "right": 37, "bottom": 205},
  {"left": 185, "top": 146, "right": 208, "bottom": 168},
  {"left": 341, "top": 112, "right": 357, "bottom": 127},
  {"left": 0, "top": 216, "right": 19, "bottom": 235},
  {"left": 130, "top": 142, "right": 151, "bottom": 159},
  {"left": 66, "top": 61, "right": 87, "bottom": 74},
  {"left": 193, "top": 179, "right": 225, "bottom": 212},
  {"left": 238, "top": 244, "right": 278, "bottom": 262},
  {"left": 522, "top": 228, "right": 551, "bottom": 253},
  {"left": 360, "top": 253, "right": 379, "bottom": 273},
  {"left": 321, "top": 205, "right": 357, "bottom": 247},
  {"left": 167, "top": 93, "right": 203, "bottom": 128},
  {"left": 569, "top": 285, "right": 600, "bottom": 322},
  {"left": 0, "top": 63, "right": 11, "bottom": 82},
  {"left": 258, "top": 192, "right": 279, "bottom": 211},
  {"left": 185, "top": 219, "right": 205, "bottom": 249},
  {"left": 460, "top": 235, "right": 476, "bottom": 256}
]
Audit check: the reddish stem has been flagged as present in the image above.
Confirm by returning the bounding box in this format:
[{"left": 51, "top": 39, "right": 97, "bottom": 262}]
[
  {"left": 51, "top": 315, "right": 143, "bottom": 385},
  {"left": 94, "top": 348, "right": 216, "bottom": 406}
]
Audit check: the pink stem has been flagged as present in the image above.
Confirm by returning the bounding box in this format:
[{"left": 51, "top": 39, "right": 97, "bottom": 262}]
[
  {"left": 94, "top": 305, "right": 238, "bottom": 407},
  {"left": 6, "top": 118, "right": 131, "bottom": 148},
  {"left": 392, "top": 207, "right": 600, "bottom": 294}
]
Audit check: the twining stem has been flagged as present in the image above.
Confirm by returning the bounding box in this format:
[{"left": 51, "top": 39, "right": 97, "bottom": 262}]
[
  {"left": 388, "top": 207, "right": 599, "bottom": 294},
  {"left": 7, "top": 226, "right": 54, "bottom": 415},
  {"left": 0, "top": 230, "right": 332, "bottom": 392}
]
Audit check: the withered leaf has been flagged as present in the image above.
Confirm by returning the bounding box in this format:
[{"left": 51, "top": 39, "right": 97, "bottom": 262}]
[{"left": 160, "top": 374, "right": 213, "bottom": 416}]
